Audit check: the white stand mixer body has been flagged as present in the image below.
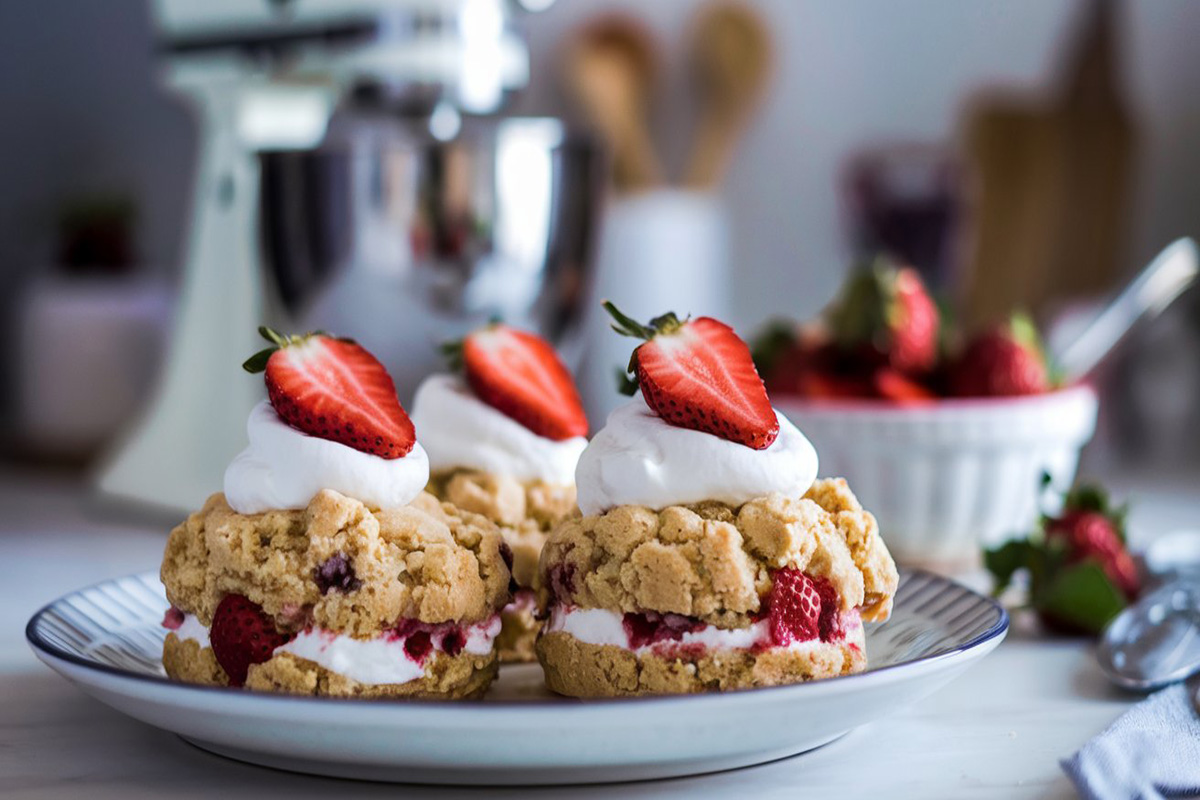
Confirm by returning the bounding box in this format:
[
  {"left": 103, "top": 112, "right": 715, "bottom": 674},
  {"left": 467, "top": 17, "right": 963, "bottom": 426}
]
[{"left": 97, "top": 69, "right": 334, "bottom": 513}]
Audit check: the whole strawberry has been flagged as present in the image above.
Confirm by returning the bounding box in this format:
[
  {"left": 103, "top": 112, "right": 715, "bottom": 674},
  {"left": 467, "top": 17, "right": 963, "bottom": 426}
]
[
  {"left": 827, "top": 259, "right": 940, "bottom": 375},
  {"left": 209, "top": 594, "right": 294, "bottom": 686},
  {"left": 754, "top": 323, "right": 875, "bottom": 401},
  {"left": 986, "top": 481, "right": 1138, "bottom": 635},
  {"left": 949, "top": 313, "right": 1051, "bottom": 397},
  {"left": 1045, "top": 502, "right": 1139, "bottom": 601}
]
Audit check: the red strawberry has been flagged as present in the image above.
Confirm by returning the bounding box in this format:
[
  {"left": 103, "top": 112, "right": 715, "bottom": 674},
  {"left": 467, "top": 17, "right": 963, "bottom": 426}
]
[
  {"left": 1046, "top": 510, "right": 1139, "bottom": 600},
  {"left": 801, "top": 371, "right": 875, "bottom": 401},
  {"left": 872, "top": 368, "right": 937, "bottom": 405},
  {"left": 949, "top": 314, "right": 1050, "bottom": 397},
  {"left": 452, "top": 324, "right": 587, "bottom": 441},
  {"left": 766, "top": 567, "right": 821, "bottom": 646},
  {"left": 606, "top": 303, "right": 779, "bottom": 449},
  {"left": 828, "top": 261, "right": 940, "bottom": 375},
  {"left": 243, "top": 328, "right": 415, "bottom": 458},
  {"left": 814, "top": 577, "right": 844, "bottom": 642},
  {"left": 759, "top": 335, "right": 859, "bottom": 400},
  {"left": 209, "top": 594, "right": 294, "bottom": 687}
]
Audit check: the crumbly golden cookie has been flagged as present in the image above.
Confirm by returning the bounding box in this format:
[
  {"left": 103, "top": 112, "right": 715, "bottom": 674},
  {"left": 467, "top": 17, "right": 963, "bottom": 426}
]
[
  {"left": 160, "top": 489, "right": 510, "bottom": 697},
  {"left": 538, "top": 479, "right": 896, "bottom": 625},
  {"left": 802, "top": 478, "right": 897, "bottom": 621},
  {"left": 162, "top": 490, "right": 509, "bottom": 632},
  {"left": 493, "top": 593, "right": 541, "bottom": 663},
  {"left": 425, "top": 469, "right": 576, "bottom": 589},
  {"left": 536, "top": 479, "right": 897, "bottom": 696},
  {"left": 425, "top": 468, "right": 576, "bottom": 662}
]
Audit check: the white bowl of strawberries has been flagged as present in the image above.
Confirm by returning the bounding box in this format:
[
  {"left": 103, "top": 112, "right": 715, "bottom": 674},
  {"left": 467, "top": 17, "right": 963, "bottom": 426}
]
[{"left": 759, "top": 261, "right": 1099, "bottom": 570}]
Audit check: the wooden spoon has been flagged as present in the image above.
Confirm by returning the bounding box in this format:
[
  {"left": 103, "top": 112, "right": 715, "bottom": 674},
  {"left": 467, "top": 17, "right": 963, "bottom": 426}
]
[
  {"left": 563, "top": 17, "right": 664, "bottom": 193},
  {"left": 683, "top": 1, "right": 773, "bottom": 190}
]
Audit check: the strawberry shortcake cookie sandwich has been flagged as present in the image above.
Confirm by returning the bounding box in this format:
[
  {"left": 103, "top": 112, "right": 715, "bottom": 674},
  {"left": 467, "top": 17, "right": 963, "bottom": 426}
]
[
  {"left": 411, "top": 323, "right": 588, "bottom": 662},
  {"left": 160, "top": 329, "right": 511, "bottom": 698},
  {"left": 536, "top": 305, "right": 898, "bottom": 697}
]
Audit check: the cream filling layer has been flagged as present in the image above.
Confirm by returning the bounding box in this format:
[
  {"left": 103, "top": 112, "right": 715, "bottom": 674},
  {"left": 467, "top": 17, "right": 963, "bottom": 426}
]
[
  {"left": 543, "top": 605, "right": 863, "bottom": 655},
  {"left": 168, "top": 614, "right": 501, "bottom": 686}
]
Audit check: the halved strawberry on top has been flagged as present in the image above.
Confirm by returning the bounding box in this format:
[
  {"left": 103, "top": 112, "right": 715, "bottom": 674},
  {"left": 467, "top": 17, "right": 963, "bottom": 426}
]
[
  {"left": 446, "top": 323, "right": 588, "bottom": 441},
  {"left": 605, "top": 302, "right": 779, "bottom": 450},
  {"left": 243, "top": 327, "right": 415, "bottom": 459}
]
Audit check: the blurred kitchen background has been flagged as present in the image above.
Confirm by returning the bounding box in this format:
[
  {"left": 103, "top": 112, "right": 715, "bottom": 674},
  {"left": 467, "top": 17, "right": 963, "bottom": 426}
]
[{"left": 0, "top": 0, "right": 1198, "bottom": 517}]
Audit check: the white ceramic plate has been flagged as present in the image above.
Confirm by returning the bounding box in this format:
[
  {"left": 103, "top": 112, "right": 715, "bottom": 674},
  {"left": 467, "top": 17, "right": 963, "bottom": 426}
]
[{"left": 27, "top": 570, "right": 1006, "bottom": 785}]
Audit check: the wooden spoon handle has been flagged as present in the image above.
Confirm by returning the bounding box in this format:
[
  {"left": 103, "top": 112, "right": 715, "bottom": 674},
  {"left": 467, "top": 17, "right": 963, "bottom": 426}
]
[
  {"left": 563, "top": 17, "right": 664, "bottom": 194},
  {"left": 684, "top": 113, "right": 741, "bottom": 190},
  {"left": 683, "top": 2, "right": 773, "bottom": 190}
]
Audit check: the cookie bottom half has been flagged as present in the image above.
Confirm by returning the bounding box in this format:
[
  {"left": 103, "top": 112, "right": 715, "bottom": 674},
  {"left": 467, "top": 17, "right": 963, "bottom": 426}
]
[
  {"left": 495, "top": 591, "right": 541, "bottom": 664},
  {"left": 535, "top": 629, "right": 866, "bottom": 698},
  {"left": 163, "top": 633, "right": 498, "bottom": 699}
]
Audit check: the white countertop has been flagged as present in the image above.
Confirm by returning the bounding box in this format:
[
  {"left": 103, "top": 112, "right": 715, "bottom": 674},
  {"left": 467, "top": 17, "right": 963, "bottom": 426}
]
[{"left": 2, "top": 467, "right": 1197, "bottom": 799}]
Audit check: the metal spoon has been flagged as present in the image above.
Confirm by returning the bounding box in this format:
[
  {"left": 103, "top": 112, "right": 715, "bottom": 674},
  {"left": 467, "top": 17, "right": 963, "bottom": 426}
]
[
  {"left": 1098, "top": 530, "right": 1200, "bottom": 690},
  {"left": 1053, "top": 237, "right": 1199, "bottom": 383},
  {"left": 1098, "top": 581, "right": 1200, "bottom": 691}
]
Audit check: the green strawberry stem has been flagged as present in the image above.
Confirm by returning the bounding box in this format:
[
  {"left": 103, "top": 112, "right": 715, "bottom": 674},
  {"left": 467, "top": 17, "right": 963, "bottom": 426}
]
[
  {"left": 602, "top": 301, "right": 685, "bottom": 340},
  {"left": 603, "top": 301, "right": 690, "bottom": 385},
  {"left": 440, "top": 339, "right": 465, "bottom": 372},
  {"left": 439, "top": 318, "right": 505, "bottom": 373},
  {"left": 828, "top": 257, "right": 895, "bottom": 348},
  {"left": 241, "top": 327, "right": 341, "bottom": 374}
]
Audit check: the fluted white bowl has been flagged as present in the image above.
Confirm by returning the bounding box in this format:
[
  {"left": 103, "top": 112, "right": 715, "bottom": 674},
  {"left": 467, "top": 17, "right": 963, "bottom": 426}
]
[{"left": 777, "top": 385, "right": 1099, "bottom": 569}]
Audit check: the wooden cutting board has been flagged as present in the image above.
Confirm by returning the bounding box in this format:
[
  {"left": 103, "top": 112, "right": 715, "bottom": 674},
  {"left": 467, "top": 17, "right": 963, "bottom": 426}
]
[{"left": 960, "top": 0, "right": 1135, "bottom": 327}]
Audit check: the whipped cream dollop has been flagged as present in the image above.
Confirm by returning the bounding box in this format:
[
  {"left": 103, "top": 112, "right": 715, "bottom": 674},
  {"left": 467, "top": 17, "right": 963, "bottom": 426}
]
[
  {"left": 167, "top": 613, "right": 501, "bottom": 686},
  {"left": 574, "top": 394, "right": 818, "bottom": 516},
  {"left": 223, "top": 401, "right": 429, "bottom": 514},
  {"left": 410, "top": 374, "right": 587, "bottom": 485}
]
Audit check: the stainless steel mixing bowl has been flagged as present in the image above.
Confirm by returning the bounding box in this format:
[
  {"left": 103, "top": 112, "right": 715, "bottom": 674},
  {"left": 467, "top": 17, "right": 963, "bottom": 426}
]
[{"left": 258, "top": 112, "right": 604, "bottom": 400}]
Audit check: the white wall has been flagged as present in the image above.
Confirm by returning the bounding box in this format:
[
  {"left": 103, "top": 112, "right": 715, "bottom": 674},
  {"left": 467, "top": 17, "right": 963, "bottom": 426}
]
[
  {"left": 515, "top": 0, "right": 1200, "bottom": 330},
  {"left": 0, "top": 0, "right": 1197, "bottom": 329}
]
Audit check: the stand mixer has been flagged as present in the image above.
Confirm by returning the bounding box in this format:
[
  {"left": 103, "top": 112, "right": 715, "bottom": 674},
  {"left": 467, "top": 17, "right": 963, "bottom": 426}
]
[{"left": 98, "top": 0, "right": 601, "bottom": 514}]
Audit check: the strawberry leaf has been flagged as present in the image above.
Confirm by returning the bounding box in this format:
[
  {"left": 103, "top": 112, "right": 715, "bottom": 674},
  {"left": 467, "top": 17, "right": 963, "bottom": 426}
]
[
  {"left": 440, "top": 339, "right": 465, "bottom": 372},
  {"left": 603, "top": 301, "right": 686, "bottom": 340},
  {"left": 242, "top": 347, "right": 276, "bottom": 374},
  {"left": 828, "top": 260, "right": 892, "bottom": 349},
  {"left": 750, "top": 320, "right": 797, "bottom": 378},
  {"left": 603, "top": 301, "right": 657, "bottom": 340},
  {"left": 1034, "top": 561, "right": 1127, "bottom": 634},
  {"left": 1066, "top": 484, "right": 1108, "bottom": 514},
  {"left": 984, "top": 539, "right": 1036, "bottom": 595},
  {"left": 615, "top": 367, "right": 639, "bottom": 397}
]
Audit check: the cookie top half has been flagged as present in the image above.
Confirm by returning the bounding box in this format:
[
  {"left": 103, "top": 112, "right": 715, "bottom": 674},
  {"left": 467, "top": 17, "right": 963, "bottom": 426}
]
[
  {"left": 538, "top": 478, "right": 898, "bottom": 629},
  {"left": 426, "top": 468, "right": 578, "bottom": 589},
  {"left": 161, "top": 490, "right": 510, "bottom": 637}
]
